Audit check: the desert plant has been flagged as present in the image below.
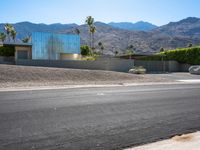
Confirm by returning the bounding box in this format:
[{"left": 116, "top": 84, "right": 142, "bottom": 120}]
[
  {"left": 75, "top": 28, "right": 80, "bottom": 35},
  {"left": 81, "top": 45, "right": 91, "bottom": 55},
  {"left": 0, "top": 46, "right": 15, "bottom": 56},
  {"left": 188, "top": 43, "right": 193, "bottom": 47},
  {"left": 160, "top": 47, "right": 164, "bottom": 52},
  {"left": 115, "top": 50, "right": 119, "bottom": 56},
  {"left": 98, "top": 42, "right": 104, "bottom": 55},
  {"left": 0, "top": 33, "right": 6, "bottom": 42},
  {"left": 81, "top": 56, "right": 96, "bottom": 61},
  {"left": 126, "top": 49, "right": 134, "bottom": 59},
  {"left": 22, "top": 36, "right": 30, "bottom": 43}
]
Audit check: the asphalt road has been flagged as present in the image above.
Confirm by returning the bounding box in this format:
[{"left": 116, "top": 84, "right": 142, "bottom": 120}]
[{"left": 0, "top": 84, "right": 200, "bottom": 150}]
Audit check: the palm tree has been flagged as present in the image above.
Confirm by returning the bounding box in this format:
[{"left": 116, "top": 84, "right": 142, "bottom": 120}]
[
  {"left": 85, "top": 16, "right": 94, "bottom": 27},
  {"left": 4, "top": 23, "right": 14, "bottom": 42},
  {"left": 85, "top": 16, "right": 94, "bottom": 50},
  {"left": 0, "top": 33, "right": 6, "bottom": 42},
  {"left": 98, "top": 42, "right": 104, "bottom": 55},
  {"left": 22, "top": 36, "right": 30, "bottom": 43},
  {"left": 90, "top": 25, "right": 96, "bottom": 50},
  {"left": 75, "top": 28, "right": 80, "bottom": 35},
  {"left": 115, "top": 50, "right": 119, "bottom": 56},
  {"left": 98, "top": 42, "right": 102, "bottom": 47},
  {"left": 11, "top": 30, "right": 17, "bottom": 42}
]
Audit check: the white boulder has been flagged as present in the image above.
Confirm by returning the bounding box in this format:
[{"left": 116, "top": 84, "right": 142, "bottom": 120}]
[{"left": 189, "top": 66, "right": 200, "bottom": 75}]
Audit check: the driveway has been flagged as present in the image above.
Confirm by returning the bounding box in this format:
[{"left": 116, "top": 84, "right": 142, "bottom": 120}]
[{"left": 146, "top": 73, "right": 200, "bottom": 81}]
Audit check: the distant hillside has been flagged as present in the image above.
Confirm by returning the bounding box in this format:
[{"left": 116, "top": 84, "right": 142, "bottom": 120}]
[
  {"left": 151, "top": 17, "right": 200, "bottom": 37},
  {"left": 0, "top": 22, "right": 78, "bottom": 39},
  {"left": 108, "top": 21, "right": 157, "bottom": 31},
  {"left": 60, "top": 17, "right": 200, "bottom": 55},
  {"left": 1, "top": 17, "right": 200, "bottom": 55}
]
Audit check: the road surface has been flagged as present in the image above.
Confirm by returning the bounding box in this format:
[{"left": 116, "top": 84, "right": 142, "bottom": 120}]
[{"left": 0, "top": 84, "right": 200, "bottom": 150}]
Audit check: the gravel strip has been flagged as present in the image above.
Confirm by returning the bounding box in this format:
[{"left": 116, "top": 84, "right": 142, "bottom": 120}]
[{"left": 0, "top": 64, "right": 172, "bottom": 88}]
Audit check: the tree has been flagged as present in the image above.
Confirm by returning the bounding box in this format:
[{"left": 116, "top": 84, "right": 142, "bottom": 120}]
[
  {"left": 22, "top": 36, "right": 30, "bottom": 43},
  {"left": 126, "top": 49, "right": 134, "bottom": 59},
  {"left": 160, "top": 47, "right": 164, "bottom": 52},
  {"left": 10, "top": 30, "right": 17, "bottom": 42},
  {"left": 127, "top": 45, "right": 134, "bottom": 50},
  {"left": 188, "top": 43, "right": 193, "bottom": 47},
  {"left": 80, "top": 45, "right": 91, "bottom": 56},
  {"left": 4, "top": 23, "right": 14, "bottom": 42},
  {"left": 115, "top": 50, "right": 119, "bottom": 56},
  {"left": 98, "top": 42, "right": 104, "bottom": 55},
  {"left": 98, "top": 42, "right": 102, "bottom": 47},
  {"left": 75, "top": 28, "right": 80, "bottom": 35},
  {"left": 0, "top": 33, "right": 6, "bottom": 42},
  {"left": 90, "top": 25, "right": 96, "bottom": 50},
  {"left": 85, "top": 16, "right": 94, "bottom": 50}
]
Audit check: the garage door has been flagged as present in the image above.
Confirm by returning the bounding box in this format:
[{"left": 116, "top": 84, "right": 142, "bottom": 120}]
[{"left": 17, "top": 51, "right": 28, "bottom": 59}]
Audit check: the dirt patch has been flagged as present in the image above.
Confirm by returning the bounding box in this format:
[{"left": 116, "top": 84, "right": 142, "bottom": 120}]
[
  {"left": 172, "top": 133, "right": 194, "bottom": 142},
  {"left": 125, "top": 132, "right": 200, "bottom": 150}
]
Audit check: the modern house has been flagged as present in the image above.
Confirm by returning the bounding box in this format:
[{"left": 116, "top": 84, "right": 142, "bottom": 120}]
[{"left": 2, "top": 32, "right": 81, "bottom": 60}]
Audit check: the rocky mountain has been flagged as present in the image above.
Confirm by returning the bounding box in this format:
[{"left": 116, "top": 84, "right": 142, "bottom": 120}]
[
  {"left": 60, "top": 17, "right": 200, "bottom": 55},
  {"left": 108, "top": 21, "right": 157, "bottom": 31},
  {"left": 0, "top": 22, "right": 78, "bottom": 39},
  {"left": 1, "top": 17, "right": 200, "bottom": 55}
]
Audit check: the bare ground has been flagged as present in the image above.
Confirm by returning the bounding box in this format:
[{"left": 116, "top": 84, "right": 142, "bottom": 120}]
[{"left": 0, "top": 64, "right": 172, "bottom": 88}]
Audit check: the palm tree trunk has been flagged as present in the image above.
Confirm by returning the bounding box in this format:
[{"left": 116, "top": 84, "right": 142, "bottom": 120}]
[
  {"left": 90, "top": 32, "right": 92, "bottom": 53},
  {"left": 92, "top": 33, "right": 94, "bottom": 50}
]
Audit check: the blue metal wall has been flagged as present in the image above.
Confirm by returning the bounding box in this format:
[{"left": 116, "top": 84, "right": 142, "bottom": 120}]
[{"left": 32, "top": 32, "right": 80, "bottom": 60}]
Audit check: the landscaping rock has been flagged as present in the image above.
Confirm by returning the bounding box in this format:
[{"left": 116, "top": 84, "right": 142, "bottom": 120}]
[
  {"left": 129, "top": 66, "right": 146, "bottom": 74},
  {"left": 189, "top": 66, "right": 200, "bottom": 75}
]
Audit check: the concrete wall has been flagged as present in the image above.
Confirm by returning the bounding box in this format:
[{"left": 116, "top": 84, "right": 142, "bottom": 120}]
[
  {"left": 0, "top": 56, "right": 15, "bottom": 64},
  {"left": 16, "top": 58, "right": 134, "bottom": 72},
  {"left": 60, "top": 53, "right": 82, "bottom": 60},
  {"left": 15, "top": 59, "right": 192, "bottom": 73},
  {"left": 180, "top": 64, "right": 192, "bottom": 72},
  {"left": 134, "top": 60, "right": 190, "bottom": 72},
  {"left": 134, "top": 60, "right": 166, "bottom": 72}
]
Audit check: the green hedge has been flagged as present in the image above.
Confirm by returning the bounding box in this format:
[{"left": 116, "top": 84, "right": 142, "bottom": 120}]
[
  {"left": 141, "top": 46, "right": 200, "bottom": 65},
  {"left": 0, "top": 46, "right": 15, "bottom": 57}
]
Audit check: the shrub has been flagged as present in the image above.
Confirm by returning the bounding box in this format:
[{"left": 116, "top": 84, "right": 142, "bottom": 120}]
[
  {"left": 0, "top": 46, "right": 15, "bottom": 57},
  {"left": 81, "top": 56, "right": 96, "bottom": 61},
  {"left": 81, "top": 45, "right": 91, "bottom": 56}
]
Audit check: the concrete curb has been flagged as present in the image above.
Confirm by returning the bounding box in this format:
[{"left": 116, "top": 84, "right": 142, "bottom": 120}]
[{"left": 0, "top": 81, "right": 199, "bottom": 92}]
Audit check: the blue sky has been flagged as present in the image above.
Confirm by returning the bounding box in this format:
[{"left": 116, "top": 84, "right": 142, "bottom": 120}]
[{"left": 1, "top": 0, "right": 200, "bottom": 26}]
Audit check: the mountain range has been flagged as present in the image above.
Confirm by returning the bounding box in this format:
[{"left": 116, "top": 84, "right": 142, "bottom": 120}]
[
  {"left": 1, "top": 17, "right": 200, "bottom": 55},
  {"left": 108, "top": 21, "right": 157, "bottom": 31}
]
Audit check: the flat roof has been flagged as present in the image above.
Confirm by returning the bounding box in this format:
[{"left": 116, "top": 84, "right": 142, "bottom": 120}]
[{"left": 2, "top": 42, "right": 32, "bottom": 47}]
